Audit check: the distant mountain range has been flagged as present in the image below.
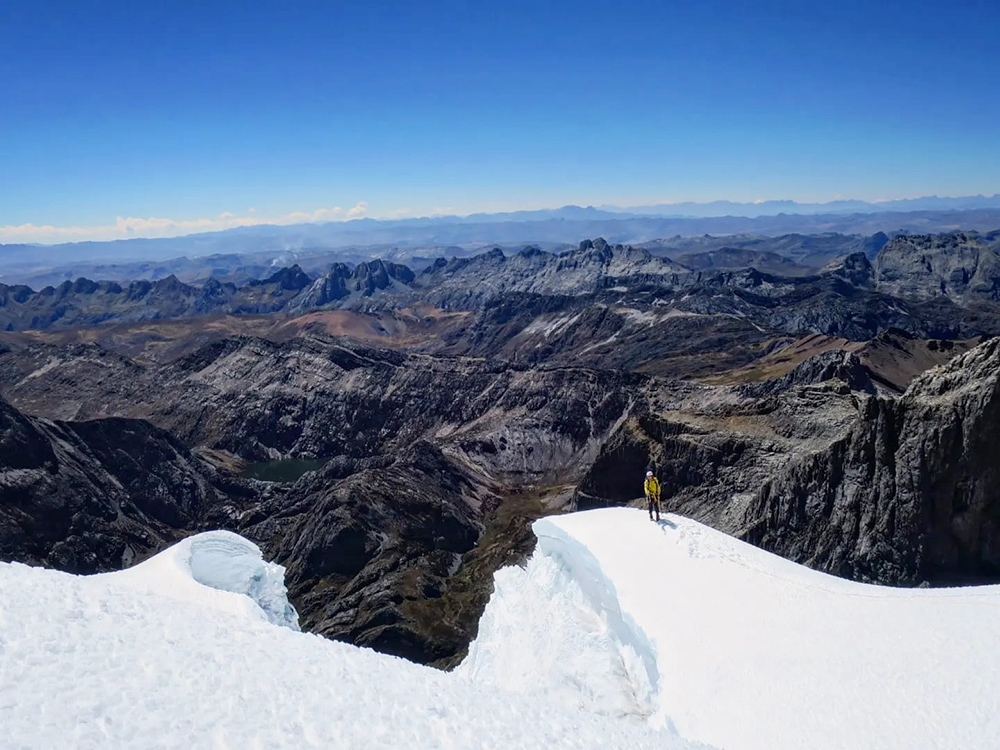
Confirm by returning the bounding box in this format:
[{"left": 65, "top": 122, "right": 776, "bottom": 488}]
[
  {"left": 1, "top": 199, "right": 998, "bottom": 288},
  {"left": 607, "top": 194, "right": 1000, "bottom": 218},
  {"left": 3, "top": 232, "right": 1000, "bottom": 343}
]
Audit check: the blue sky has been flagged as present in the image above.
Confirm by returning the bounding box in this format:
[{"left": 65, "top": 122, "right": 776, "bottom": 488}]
[{"left": 1, "top": 0, "right": 998, "bottom": 242}]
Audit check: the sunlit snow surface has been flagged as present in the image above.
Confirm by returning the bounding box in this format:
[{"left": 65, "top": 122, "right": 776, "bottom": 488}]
[
  {"left": 0, "top": 529, "right": 699, "bottom": 749},
  {"left": 5, "top": 512, "right": 1000, "bottom": 749},
  {"left": 461, "top": 508, "right": 1000, "bottom": 750}
]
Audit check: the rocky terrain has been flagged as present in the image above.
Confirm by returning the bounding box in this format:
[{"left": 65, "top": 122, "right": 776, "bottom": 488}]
[
  {"left": 0, "top": 259, "right": 416, "bottom": 331},
  {"left": 0, "top": 334, "right": 647, "bottom": 664},
  {"left": 0, "top": 335, "right": 641, "bottom": 479},
  {"left": 4, "top": 228, "right": 1000, "bottom": 666},
  {"left": 0, "top": 395, "right": 244, "bottom": 572},
  {"left": 874, "top": 231, "right": 1000, "bottom": 302},
  {"left": 575, "top": 337, "right": 1000, "bottom": 588},
  {"left": 3, "top": 233, "right": 1000, "bottom": 346},
  {"left": 742, "top": 338, "right": 1000, "bottom": 585},
  {"left": 0, "top": 388, "right": 514, "bottom": 665}
]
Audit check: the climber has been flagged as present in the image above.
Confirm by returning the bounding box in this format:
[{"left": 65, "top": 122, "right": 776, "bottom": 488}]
[{"left": 644, "top": 469, "right": 661, "bottom": 522}]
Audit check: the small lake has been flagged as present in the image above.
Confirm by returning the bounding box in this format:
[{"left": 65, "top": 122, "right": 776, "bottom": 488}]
[{"left": 240, "top": 458, "right": 330, "bottom": 483}]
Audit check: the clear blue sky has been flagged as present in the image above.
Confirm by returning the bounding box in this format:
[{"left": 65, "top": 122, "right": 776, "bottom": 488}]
[{"left": 2, "top": 0, "right": 998, "bottom": 241}]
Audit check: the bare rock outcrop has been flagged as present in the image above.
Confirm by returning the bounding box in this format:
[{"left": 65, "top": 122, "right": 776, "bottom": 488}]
[
  {"left": 742, "top": 337, "right": 1000, "bottom": 584},
  {"left": 0, "top": 395, "right": 245, "bottom": 573},
  {"left": 874, "top": 233, "right": 1000, "bottom": 302}
]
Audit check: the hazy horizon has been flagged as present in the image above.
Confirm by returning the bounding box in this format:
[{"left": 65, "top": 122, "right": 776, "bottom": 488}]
[{"left": 4, "top": 194, "right": 1000, "bottom": 247}]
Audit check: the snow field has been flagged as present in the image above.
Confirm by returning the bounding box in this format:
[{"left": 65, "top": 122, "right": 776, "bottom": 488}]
[
  {"left": 5, "top": 508, "right": 999, "bottom": 749},
  {"left": 0, "top": 530, "right": 701, "bottom": 749},
  {"left": 464, "top": 508, "right": 1000, "bottom": 750}
]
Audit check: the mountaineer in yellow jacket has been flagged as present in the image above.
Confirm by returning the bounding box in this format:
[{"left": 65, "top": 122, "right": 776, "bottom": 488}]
[{"left": 644, "top": 470, "right": 661, "bottom": 522}]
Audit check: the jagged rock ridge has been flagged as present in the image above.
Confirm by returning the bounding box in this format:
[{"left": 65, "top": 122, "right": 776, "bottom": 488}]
[
  {"left": 741, "top": 337, "right": 1000, "bottom": 585},
  {"left": 0, "top": 396, "right": 239, "bottom": 572}
]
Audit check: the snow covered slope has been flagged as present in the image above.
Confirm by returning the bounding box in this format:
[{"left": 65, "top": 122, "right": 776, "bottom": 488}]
[
  {"left": 112, "top": 530, "right": 300, "bottom": 629},
  {"left": 0, "top": 530, "right": 701, "bottom": 749},
  {"left": 6, "top": 513, "right": 998, "bottom": 749},
  {"left": 460, "top": 508, "right": 1000, "bottom": 750}
]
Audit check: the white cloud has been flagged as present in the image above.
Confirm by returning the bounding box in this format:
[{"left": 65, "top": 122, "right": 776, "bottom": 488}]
[{"left": 0, "top": 202, "right": 370, "bottom": 245}]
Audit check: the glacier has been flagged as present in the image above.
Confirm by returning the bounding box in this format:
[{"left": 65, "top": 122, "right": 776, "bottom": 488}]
[
  {"left": 112, "top": 529, "right": 301, "bottom": 630},
  {"left": 2, "top": 509, "right": 1000, "bottom": 748}
]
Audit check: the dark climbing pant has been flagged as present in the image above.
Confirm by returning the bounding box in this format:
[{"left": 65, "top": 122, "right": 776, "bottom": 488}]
[{"left": 647, "top": 496, "right": 660, "bottom": 521}]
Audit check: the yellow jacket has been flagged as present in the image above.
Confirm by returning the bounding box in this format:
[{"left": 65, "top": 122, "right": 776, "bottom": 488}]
[{"left": 644, "top": 476, "right": 660, "bottom": 499}]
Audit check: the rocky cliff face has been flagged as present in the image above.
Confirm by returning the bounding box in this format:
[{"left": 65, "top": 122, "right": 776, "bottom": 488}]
[
  {"left": 573, "top": 338, "right": 1000, "bottom": 587},
  {"left": 875, "top": 233, "right": 1000, "bottom": 302},
  {"left": 576, "top": 353, "right": 866, "bottom": 528},
  {"left": 741, "top": 337, "right": 1000, "bottom": 585},
  {"left": 242, "top": 442, "right": 494, "bottom": 664},
  {"left": 0, "top": 395, "right": 247, "bottom": 573}
]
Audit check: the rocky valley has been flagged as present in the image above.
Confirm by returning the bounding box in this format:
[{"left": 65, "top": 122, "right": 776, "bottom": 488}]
[{"left": 3, "top": 229, "right": 1000, "bottom": 666}]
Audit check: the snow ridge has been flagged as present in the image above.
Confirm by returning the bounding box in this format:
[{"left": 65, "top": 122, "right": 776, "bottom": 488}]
[
  {"left": 458, "top": 519, "right": 662, "bottom": 723},
  {"left": 0, "top": 530, "right": 697, "bottom": 749},
  {"left": 461, "top": 509, "right": 1000, "bottom": 749},
  {"left": 536, "top": 519, "right": 661, "bottom": 713}
]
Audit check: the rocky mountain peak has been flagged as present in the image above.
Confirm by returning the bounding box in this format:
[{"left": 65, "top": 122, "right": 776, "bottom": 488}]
[
  {"left": 295, "top": 263, "right": 352, "bottom": 307},
  {"left": 828, "top": 251, "right": 874, "bottom": 287},
  {"left": 904, "top": 334, "right": 1000, "bottom": 400},
  {"left": 575, "top": 237, "right": 613, "bottom": 263},
  {"left": 152, "top": 274, "right": 190, "bottom": 293},
  {"left": 863, "top": 231, "right": 890, "bottom": 257},
  {"left": 739, "top": 348, "right": 877, "bottom": 397},
  {"left": 350, "top": 259, "right": 416, "bottom": 295},
  {"left": 0, "top": 394, "right": 57, "bottom": 470},
  {"left": 69, "top": 278, "right": 100, "bottom": 295},
  {"left": 258, "top": 264, "right": 313, "bottom": 291}
]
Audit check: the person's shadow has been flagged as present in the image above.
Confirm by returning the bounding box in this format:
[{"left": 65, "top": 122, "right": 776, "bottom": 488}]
[{"left": 656, "top": 518, "right": 676, "bottom": 530}]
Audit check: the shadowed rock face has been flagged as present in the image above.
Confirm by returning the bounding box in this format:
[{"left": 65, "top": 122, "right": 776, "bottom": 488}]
[
  {"left": 0, "top": 397, "right": 244, "bottom": 573},
  {"left": 0, "top": 393, "right": 503, "bottom": 664},
  {"left": 575, "top": 363, "right": 864, "bottom": 528},
  {"left": 741, "top": 337, "right": 1000, "bottom": 585},
  {"left": 251, "top": 264, "right": 313, "bottom": 291},
  {"left": 242, "top": 443, "right": 492, "bottom": 664}
]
